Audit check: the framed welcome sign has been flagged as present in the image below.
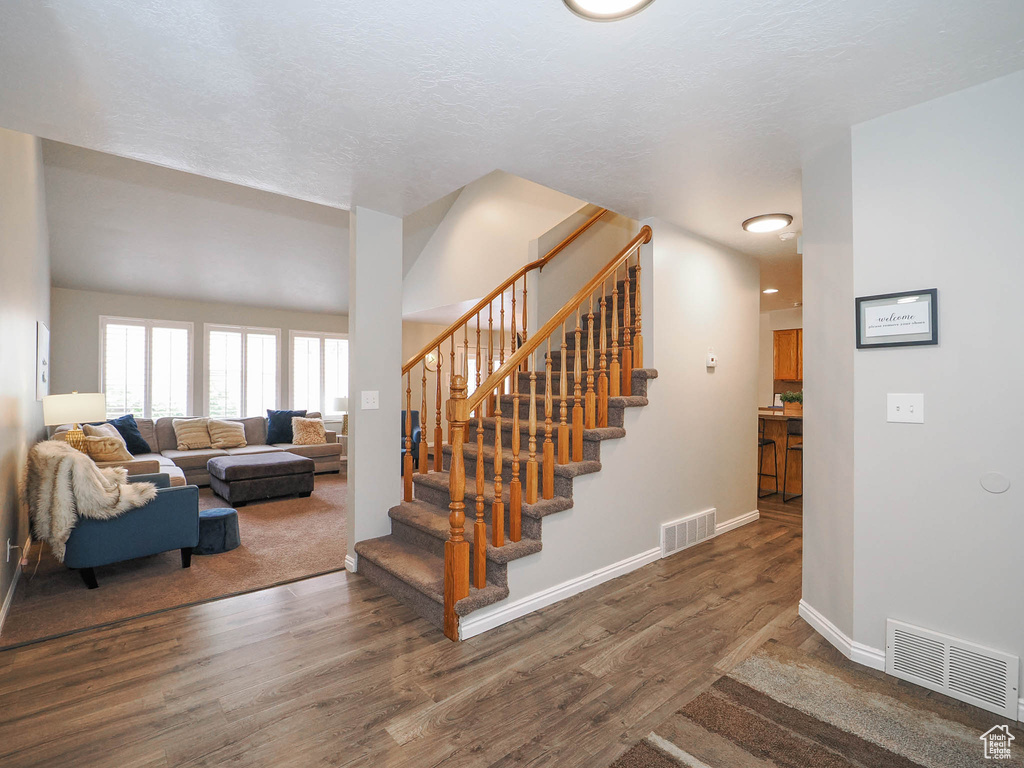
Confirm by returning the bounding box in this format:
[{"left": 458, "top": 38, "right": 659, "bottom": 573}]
[{"left": 856, "top": 289, "right": 938, "bottom": 349}]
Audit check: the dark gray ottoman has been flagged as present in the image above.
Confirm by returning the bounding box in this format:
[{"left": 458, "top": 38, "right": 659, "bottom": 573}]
[
  {"left": 196, "top": 508, "right": 241, "bottom": 555},
  {"left": 207, "top": 452, "right": 315, "bottom": 506}
]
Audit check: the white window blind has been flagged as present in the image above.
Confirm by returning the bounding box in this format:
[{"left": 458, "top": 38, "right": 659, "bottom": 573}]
[
  {"left": 100, "top": 317, "right": 192, "bottom": 419},
  {"left": 290, "top": 332, "right": 348, "bottom": 416},
  {"left": 205, "top": 325, "right": 280, "bottom": 418}
]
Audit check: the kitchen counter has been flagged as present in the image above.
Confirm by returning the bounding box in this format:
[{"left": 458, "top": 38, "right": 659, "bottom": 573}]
[{"left": 758, "top": 410, "right": 802, "bottom": 497}]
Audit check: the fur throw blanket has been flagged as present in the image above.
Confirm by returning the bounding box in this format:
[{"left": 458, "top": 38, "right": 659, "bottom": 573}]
[{"left": 26, "top": 439, "right": 158, "bottom": 561}]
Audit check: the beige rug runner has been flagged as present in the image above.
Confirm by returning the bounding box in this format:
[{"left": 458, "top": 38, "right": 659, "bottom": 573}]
[
  {"left": 0, "top": 475, "right": 347, "bottom": 649},
  {"left": 613, "top": 641, "right": 1023, "bottom": 768}
]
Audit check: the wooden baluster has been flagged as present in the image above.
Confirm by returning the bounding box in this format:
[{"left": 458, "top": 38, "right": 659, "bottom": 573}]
[
  {"left": 492, "top": 371, "right": 505, "bottom": 548},
  {"left": 558, "top": 321, "right": 569, "bottom": 465},
  {"left": 475, "top": 313, "right": 482, "bottom": 394},
  {"left": 572, "top": 306, "right": 584, "bottom": 462},
  {"left": 443, "top": 375, "right": 470, "bottom": 641},
  {"left": 542, "top": 341, "right": 554, "bottom": 500},
  {"left": 610, "top": 267, "right": 621, "bottom": 398},
  {"left": 419, "top": 361, "right": 429, "bottom": 474},
  {"left": 448, "top": 335, "right": 456, "bottom": 444},
  {"left": 521, "top": 280, "right": 528, "bottom": 353},
  {"left": 404, "top": 372, "right": 413, "bottom": 501},
  {"left": 474, "top": 396, "right": 485, "bottom": 589},
  {"left": 463, "top": 322, "right": 470, "bottom": 438},
  {"left": 486, "top": 302, "right": 494, "bottom": 415},
  {"left": 598, "top": 280, "right": 609, "bottom": 428},
  {"left": 634, "top": 251, "right": 643, "bottom": 368},
  {"left": 585, "top": 295, "right": 596, "bottom": 430},
  {"left": 622, "top": 255, "right": 633, "bottom": 396},
  {"left": 526, "top": 353, "right": 538, "bottom": 505},
  {"left": 434, "top": 344, "right": 443, "bottom": 472},
  {"left": 511, "top": 279, "right": 518, "bottom": 359},
  {"left": 510, "top": 355, "right": 522, "bottom": 542},
  {"left": 499, "top": 292, "right": 506, "bottom": 400}
]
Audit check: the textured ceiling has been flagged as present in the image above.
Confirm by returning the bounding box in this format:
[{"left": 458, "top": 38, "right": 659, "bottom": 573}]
[{"left": 4, "top": 0, "right": 1024, "bottom": 277}]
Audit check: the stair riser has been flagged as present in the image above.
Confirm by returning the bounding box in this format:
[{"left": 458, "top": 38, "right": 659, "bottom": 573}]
[
  {"left": 442, "top": 450, "right": 575, "bottom": 498},
  {"left": 356, "top": 556, "right": 444, "bottom": 630},
  {"left": 499, "top": 396, "right": 627, "bottom": 427},
  {"left": 512, "top": 371, "right": 647, "bottom": 397},
  {"left": 476, "top": 424, "right": 603, "bottom": 463},
  {"left": 410, "top": 479, "right": 544, "bottom": 539},
  {"left": 390, "top": 517, "right": 508, "bottom": 588}
]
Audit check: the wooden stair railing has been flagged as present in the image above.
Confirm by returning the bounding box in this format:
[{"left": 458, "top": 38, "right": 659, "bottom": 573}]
[
  {"left": 400, "top": 207, "right": 609, "bottom": 503},
  {"left": 441, "top": 225, "right": 652, "bottom": 639}
]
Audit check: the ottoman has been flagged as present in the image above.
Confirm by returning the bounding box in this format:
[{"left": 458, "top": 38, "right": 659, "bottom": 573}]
[
  {"left": 196, "top": 508, "right": 241, "bottom": 555},
  {"left": 207, "top": 452, "right": 315, "bottom": 506}
]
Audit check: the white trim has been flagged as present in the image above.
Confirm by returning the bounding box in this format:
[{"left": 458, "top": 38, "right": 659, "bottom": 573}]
[
  {"left": 0, "top": 537, "right": 28, "bottom": 638},
  {"left": 345, "top": 554, "right": 358, "bottom": 572},
  {"left": 716, "top": 509, "right": 760, "bottom": 535},
  {"left": 1018, "top": 697, "right": 1023, "bottom": 723},
  {"left": 458, "top": 547, "right": 661, "bottom": 640},
  {"left": 799, "top": 599, "right": 885, "bottom": 671},
  {"left": 203, "top": 323, "right": 282, "bottom": 417}
]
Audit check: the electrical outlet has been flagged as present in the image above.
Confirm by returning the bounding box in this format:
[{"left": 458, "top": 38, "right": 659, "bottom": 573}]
[
  {"left": 887, "top": 393, "right": 924, "bottom": 424},
  {"left": 361, "top": 390, "right": 380, "bottom": 410}
]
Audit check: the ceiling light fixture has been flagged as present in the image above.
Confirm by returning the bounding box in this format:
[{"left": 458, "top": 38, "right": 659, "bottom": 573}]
[
  {"left": 742, "top": 214, "right": 794, "bottom": 234},
  {"left": 762, "top": 288, "right": 779, "bottom": 294},
  {"left": 563, "top": 0, "right": 656, "bottom": 21}
]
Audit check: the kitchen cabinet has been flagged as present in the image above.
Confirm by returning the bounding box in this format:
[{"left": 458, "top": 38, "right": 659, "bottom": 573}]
[{"left": 773, "top": 328, "right": 802, "bottom": 381}]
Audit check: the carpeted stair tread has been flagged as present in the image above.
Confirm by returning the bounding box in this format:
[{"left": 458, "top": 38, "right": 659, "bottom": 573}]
[
  {"left": 413, "top": 470, "right": 574, "bottom": 519},
  {"left": 443, "top": 442, "right": 602, "bottom": 478},
  {"left": 475, "top": 417, "right": 626, "bottom": 443},
  {"left": 499, "top": 393, "right": 649, "bottom": 409},
  {"left": 354, "top": 535, "right": 509, "bottom": 617},
  {"left": 389, "top": 500, "right": 542, "bottom": 564}
]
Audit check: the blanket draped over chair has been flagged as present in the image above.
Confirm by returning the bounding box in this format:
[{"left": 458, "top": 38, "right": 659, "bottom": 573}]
[{"left": 26, "top": 440, "right": 158, "bottom": 561}]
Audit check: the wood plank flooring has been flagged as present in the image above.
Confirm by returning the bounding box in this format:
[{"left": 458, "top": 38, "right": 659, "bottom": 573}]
[{"left": 0, "top": 509, "right": 805, "bottom": 768}]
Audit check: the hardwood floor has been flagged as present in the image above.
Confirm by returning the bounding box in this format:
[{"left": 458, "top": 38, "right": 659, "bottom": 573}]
[{"left": 0, "top": 510, "right": 806, "bottom": 768}]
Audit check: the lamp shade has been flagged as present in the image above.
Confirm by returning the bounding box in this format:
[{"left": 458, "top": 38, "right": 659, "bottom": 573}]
[
  {"left": 333, "top": 397, "right": 349, "bottom": 413},
  {"left": 42, "top": 392, "right": 107, "bottom": 426}
]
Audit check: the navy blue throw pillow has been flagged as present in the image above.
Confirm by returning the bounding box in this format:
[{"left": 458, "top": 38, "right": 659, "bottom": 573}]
[
  {"left": 267, "top": 409, "right": 306, "bottom": 444},
  {"left": 107, "top": 414, "right": 152, "bottom": 455}
]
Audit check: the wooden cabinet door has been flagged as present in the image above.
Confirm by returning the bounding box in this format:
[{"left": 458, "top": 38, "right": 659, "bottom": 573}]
[
  {"left": 773, "top": 329, "right": 800, "bottom": 380},
  {"left": 796, "top": 328, "right": 803, "bottom": 380}
]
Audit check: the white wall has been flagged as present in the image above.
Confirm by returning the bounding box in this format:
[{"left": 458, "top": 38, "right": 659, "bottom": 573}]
[
  {"left": 0, "top": 128, "right": 51, "bottom": 628},
  {"left": 801, "top": 134, "right": 856, "bottom": 639},
  {"left": 465, "top": 219, "right": 761, "bottom": 626},
  {"left": 50, "top": 287, "right": 347, "bottom": 415},
  {"left": 850, "top": 71, "right": 1024, "bottom": 675},
  {"left": 757, "top": 308, "right": 803, "bottom": 407},
  {"left": 403, "top": 171, "right": 584, "bottom": 317}
]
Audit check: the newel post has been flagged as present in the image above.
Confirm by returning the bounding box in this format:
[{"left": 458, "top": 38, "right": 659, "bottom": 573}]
[{"left": 443, "top": 375, "right": 471, "bottom": 640}]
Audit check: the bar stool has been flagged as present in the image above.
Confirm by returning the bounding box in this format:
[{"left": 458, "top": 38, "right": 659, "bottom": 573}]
[
  {"left": 783, "top": 418, "right": 803, "bottom": 503},
  {"left": 757, "top": 417, "right": 778, "bottom": 498}
]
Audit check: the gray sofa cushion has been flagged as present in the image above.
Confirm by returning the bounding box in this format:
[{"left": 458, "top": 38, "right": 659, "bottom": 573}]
[
  {"left": 208, "top": 452, "right": 314, "bottom": 482},
  {"left": 272, "top": 442, "right": 343, "bottom": 459},
  {"left": 160, "top": 447, "right": 229, "bottom": 470}
]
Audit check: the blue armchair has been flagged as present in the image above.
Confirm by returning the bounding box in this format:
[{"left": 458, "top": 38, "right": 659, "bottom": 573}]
[
  {"left": 401, "top": 410, "right": 422, "bottom": 470},
  {"left": 64, "top": 473, "right": 200, "bottom": 589}
]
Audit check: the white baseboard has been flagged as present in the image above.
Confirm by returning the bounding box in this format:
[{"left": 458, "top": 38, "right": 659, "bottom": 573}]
[
  {"left": 459, "top": 547, "right": 661, "bottom": 640},
  {"left": 1019, "top": 697, "right": 1024, "bottom": 723},
  {"left": 0, "top": 548, "right": 25, "bottom": 638},
  {"left": 716, "top": 509, "right": 760, "bottom": 535},
  {"left": 345, "top": 554, "right": 358, "bottom": 572},
  {"left": 799, "top": 599, "right": 885, "bottom": 671}
]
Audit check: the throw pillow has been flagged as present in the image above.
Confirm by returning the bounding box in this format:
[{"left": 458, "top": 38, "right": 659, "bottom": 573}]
[
  {"left": 106, "top": 414, "right": 152, "bottom": 455},
  {"left": 266, "top": 409, "right": 306, "bottom": 444},
  {"left": 291, "top": 416, "right": 326, "bottom": 445},
  {"left": 84, "top": 423, "right": 126, "bottom": 445},
  {"left": 84, "top": 435, "right": 133, "bottom": 462},
  {"left": 209, "top": 419, "right": 247, "bottom": 449},
  {"left": 172, "top": 417, "right": 212, "bottom": 451}
]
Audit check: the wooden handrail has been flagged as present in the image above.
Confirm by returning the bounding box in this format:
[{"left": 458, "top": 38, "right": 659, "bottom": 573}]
[
  {"left": 453, "top": 226, "right": 652, "bottom": 421},
  {"left": 401, "top": 207, "right": 609, "bottom": 374}
]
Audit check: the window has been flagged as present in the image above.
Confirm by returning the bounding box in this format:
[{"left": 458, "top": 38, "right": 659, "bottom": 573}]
[
  {"left": 205, "top": 325, "right": 281, "bottom": 418},
  {"left": 100, "top": 317, "right": 193, "bottom": 419},
  {"left": 290, "top": 332, "right": 348, "bottom": 416}
]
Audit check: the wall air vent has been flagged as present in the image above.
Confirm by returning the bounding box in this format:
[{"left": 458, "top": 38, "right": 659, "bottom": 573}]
[
  {"left": 886, "top": 619, "right": 1019, "bottom": 718},
  {"left": 661, "top": 508, "right": 716, "bottom": 558}
]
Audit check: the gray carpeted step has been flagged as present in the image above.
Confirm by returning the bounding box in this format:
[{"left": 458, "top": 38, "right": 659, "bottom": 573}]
[
  {"left": 355, "top": 535, "right": 509, "bottom": 630},
  {"left": 442, "top": 442, "right": 601, "bottom": 497}
]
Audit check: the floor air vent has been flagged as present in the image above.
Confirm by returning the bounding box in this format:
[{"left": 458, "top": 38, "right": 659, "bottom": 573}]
[
  {"left": 886, "top": 619, "right": 1019, "bottom": 718},
  {"left": 661, "top": 508, "right": 716, "bottom": 558}
]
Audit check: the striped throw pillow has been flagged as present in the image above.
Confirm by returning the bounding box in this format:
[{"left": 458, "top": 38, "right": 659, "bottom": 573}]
[{"left": 172, "top": 418, "right": 212, "bottom": 450}]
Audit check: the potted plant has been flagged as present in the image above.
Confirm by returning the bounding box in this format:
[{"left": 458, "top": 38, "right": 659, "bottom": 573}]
[{"left": 780, "top": 390, "right": 803, "bottom": 417}]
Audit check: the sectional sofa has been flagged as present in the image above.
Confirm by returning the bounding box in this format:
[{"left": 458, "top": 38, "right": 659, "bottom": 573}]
[{"left": 59, "top": 413, "right": 345, "bottom": 487}]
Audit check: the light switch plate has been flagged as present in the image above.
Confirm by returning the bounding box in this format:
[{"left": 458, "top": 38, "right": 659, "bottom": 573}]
[
  {"left": 887, "top": 393, "right": 924, "bottom": 424},
  {"left": 361, "top": 390, "right": 379, "bottom": 410}
]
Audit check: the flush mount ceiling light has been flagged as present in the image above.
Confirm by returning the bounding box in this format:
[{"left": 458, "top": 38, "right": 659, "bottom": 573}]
[
  {"left": 742, "top": 214, "right": 794, "bottom": 234},
  {"left": 762, "top": 288, "right": 779, "bottom": 294},
  {"left": 563, "top": 0, "right": 656, "bottom": 21}
]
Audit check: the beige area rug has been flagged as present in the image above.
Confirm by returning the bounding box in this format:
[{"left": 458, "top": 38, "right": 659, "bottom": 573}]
[
  {"left": 613, "top": 640, "right": 1023, "bottom": 768},
  {"left": 0, "top": 474, "right": 347, "bottom": 649}
]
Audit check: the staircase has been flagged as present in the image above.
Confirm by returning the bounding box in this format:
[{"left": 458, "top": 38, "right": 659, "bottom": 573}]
[{"left": 355, "top": 216, "right": 655, "bottom": 640}]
